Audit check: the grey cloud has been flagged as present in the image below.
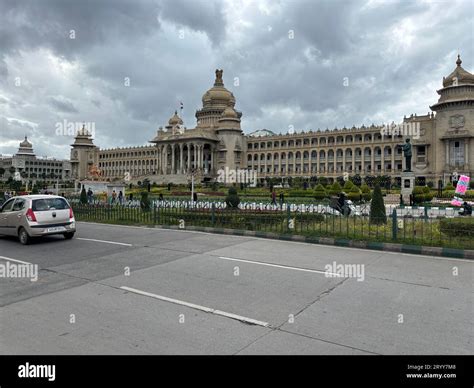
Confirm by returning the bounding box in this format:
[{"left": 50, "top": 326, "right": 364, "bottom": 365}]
[
  {"left": 48, "top": 96, "right": 78, "bottom": 113},
  {"left": 0, "top": 0, "right": 472, "bottom": 159}
]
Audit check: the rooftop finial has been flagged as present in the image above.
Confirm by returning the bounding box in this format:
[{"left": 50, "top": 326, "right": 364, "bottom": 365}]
[
  {"left": 214, "top": 69, "right": 223, "bottom": 86},
  {"left": 456, "top": 54, "right": 462, "bottom": 67}
]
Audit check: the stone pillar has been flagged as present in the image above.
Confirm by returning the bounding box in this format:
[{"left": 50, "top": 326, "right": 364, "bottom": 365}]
[
  {"left": 352, "top": 149, "right": 355, "bottom": 174},
  {"left": 162, "top": 145, "right": 167, "bottom": 174},
  {"left": 371, "top": 147, "right": 375, "bottom": 174},
  {"left": 465, "top": 139, "right": 469, "bottom": 167},
  {"left": 381, "top": 148, "right": 385, "bottom": 174},
  {"left": 391, "top": 146, "right": 395, "bottom": 174},
  {"left": 171, "top": 143, "right": 175, "bottom": 174},
  {"left": 278, "top": 153, "right": 282, "bottom": 175},
  {"left": 179, "top": 143, "right": 184, "bottom": 174},
  {"left": 342, "top": 150, "right": 346, "bottom": 173},
  {"left": 361, "top": 149, "right": 365, "bottom": 175},
  {"left": 193, "top": 144, "right": 197, "bottom": 170},
  {"left": 445, "top": 141, "right": 449, "bottom": 168}
]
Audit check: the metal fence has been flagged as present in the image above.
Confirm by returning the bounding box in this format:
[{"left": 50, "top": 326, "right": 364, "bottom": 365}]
[{"left": 71, "top": 201, "right": 474, "bottom": 250}]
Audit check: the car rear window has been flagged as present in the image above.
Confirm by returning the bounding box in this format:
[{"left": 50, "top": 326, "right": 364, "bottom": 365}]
[{"left": 32, "top": 198, "right": 70, "bottom": 211}]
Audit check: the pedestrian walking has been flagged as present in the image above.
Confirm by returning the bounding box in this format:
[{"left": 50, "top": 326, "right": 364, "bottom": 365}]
[{"left": 271, "top": 190, "right": 277, "bottom": 205}]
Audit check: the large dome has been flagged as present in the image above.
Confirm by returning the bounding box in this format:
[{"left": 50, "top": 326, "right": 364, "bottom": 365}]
[{"left": 202, "top": 69, "right": 236, "bottom": 108}]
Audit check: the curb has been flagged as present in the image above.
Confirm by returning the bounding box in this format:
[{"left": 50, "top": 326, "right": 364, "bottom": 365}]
[
  {"left": 78, "top": 221, "right": 474, "bottom": 260},
  {"left": 159, "top": 224, "right": 473, "bottom": 259}
]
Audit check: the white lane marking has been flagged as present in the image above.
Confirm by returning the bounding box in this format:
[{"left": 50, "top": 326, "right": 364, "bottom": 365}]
[
  {"left": 0, "top": 256, "right": 33, "bottom": 265},
  {"left": 77, "top": 222, "right": 474, "bottom": 263},
  {"left": 77, "top": 238, "right": 132, "bottom": 246},
  {"left": 218, "top": 256, "right": 344, "bottom": 277},
  {"left": 120, "top": 286, "right": 269, "bottom": 327}
]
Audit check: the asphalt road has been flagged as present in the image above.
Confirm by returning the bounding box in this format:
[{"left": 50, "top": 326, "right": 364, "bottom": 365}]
[{"left": 0, "top": 222, "right": 472, "bottom": 355}]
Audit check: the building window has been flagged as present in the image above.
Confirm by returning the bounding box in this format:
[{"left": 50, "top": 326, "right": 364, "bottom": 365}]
[
  {"left": 417, "top": 145, "right": 426, "bottom": 163},
  {"left": 449, "top": 140, "right": 464, "bottom": 166}
]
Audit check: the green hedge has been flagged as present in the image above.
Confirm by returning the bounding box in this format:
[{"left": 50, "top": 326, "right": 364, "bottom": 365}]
[{"left": 439, "top": 218, "right": 474, "bottom": 237}]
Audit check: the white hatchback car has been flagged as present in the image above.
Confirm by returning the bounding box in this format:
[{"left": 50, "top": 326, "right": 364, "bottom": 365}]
[{"left": 0, "top": 195, "right": 76, "bottom": 244}]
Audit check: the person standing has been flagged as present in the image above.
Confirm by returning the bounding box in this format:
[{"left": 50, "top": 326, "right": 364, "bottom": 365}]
[
  {"left": 271, "top": 190, "right": 277, "bottom": 205},
  {"left": 111, "top": 190, "right": 117, "bottom": 204},
  {"left": 87, "top": 188, "right": 93, "bottom": 204},
  {"left": 118, "top": 190, "right": 123, "bottom": 205}
]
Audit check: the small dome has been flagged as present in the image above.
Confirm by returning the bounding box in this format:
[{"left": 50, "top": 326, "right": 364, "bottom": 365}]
[
  {"left": 221, "top": 106, "right": 238, "bottom": 119},
  {"left": 168, "top": 111, "right": 183, "bottom": 125},
  {"left": 20, "top": 136, "right": 32, "bottom": 148},
  {"left": 248, "top": 129, "right": 277, "bottom": 137},
  {"left": 443, "top": 54, "right": 474, "bottom": 87}
]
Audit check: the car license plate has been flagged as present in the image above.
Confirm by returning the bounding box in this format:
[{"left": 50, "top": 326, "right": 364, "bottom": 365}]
[{"left": 46, "top": 226, "right": 66, "bottom": 233}]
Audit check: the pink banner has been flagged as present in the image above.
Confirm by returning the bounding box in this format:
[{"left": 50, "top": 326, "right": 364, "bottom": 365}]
[{"left": 455, "top": 175, "right": 470, "bottom": 195}]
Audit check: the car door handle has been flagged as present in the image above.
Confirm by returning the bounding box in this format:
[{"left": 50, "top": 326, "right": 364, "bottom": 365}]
[{"left": 17, "top": 214, "right": 22, "bottom": 218}]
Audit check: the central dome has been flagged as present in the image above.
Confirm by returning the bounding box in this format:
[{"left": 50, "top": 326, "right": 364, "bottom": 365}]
[{"left": 202, "top": 69, "right": 236, "bottom": 108}]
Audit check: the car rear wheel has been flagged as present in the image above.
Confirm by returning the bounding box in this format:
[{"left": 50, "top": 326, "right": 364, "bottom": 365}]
[
  {"left": 18, "top": 227, "right": 31, "bottom": 245},
  {"left": 64, "top": 232, "right": 75, "bottom": 240}
]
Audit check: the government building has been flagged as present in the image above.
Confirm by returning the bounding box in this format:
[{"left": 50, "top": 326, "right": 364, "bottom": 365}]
[
  {"left": 1, "top": 137, "right": 71, "bottom": 182},
  {"left": 70, "top": 55, "right": 474, "bottom": 186}
]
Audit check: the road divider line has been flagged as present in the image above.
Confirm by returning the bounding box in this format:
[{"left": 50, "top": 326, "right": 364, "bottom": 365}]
[
  {"left": 77, "top": 238, "right": 132, "bottom": 246},
  {"left": 0, "top": 256, "right": 33, "bottom": 265},
  {"left": 218, "top": 256, "right": 345, "bottom": 277},
  {"left": 120, "top": 286, "right": 269, "bottom": 327}
]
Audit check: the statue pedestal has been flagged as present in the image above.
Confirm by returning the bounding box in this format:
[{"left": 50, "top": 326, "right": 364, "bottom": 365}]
[{"left": 401, "top": 172, "right": 415, "bottom": 203}]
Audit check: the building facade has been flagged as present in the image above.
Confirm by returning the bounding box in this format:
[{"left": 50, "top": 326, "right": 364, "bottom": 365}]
[
  {"left": 70, "top": 56, "right": 474, "bottom": 186},
  {"left": 1, "top": 137, "right": 71, "bottom": 182}
]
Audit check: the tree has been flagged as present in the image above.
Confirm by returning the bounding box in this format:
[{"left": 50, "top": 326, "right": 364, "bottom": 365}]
[
  {"left": 347, "top": 185, "right": 362, "bottom": 202},
  {"left": 314, "top": 184, "right": 327, "bottom": 200},
  {"left": 225, "top": 186, "right": 240, "bottom": 209},
  {"left": 361, "top": 184, "right": 371, "bottom": 201},
  {"left": 140, "top": 191, "right": 151, "bottom": 211},
  {"left": 343, "top": 180, "right": 354, "bottom": 191},
  {"left": 364, "top": 175, "right": 376, "bottom": 188},
  {"left": 80, "top": 186, "right": 87, "bottom": 204},
  {"left": 328, "top": 181, "right": 342, "bottom": 196},
  {"left": 317, "top": 177, "right": 328, "bottom": 186},
  {"left": 351, "top": 174, "right": 362, "bottom": 187},
  {"left": 370, "top": 184, "right": 386, "bottom": 224},
  {"left": 0, "top": 167, "right": 5, "bottom": 177}
]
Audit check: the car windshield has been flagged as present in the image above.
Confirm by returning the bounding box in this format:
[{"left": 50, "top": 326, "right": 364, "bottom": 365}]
[{"left": 32, "top": 198, "right": 70, "bottom": 211}]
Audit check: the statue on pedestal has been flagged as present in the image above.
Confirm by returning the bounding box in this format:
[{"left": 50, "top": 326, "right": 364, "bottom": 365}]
[{"left": 399, "top": 138, "right": 412, "bottom": 172}]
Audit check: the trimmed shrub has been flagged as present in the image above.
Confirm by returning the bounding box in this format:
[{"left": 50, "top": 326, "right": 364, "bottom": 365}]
[
  {"left": 140, "top": 191, "right": 151, "bottom": 211},
  {"left": 328, "top": 182, "right": 342, "bottom": 196},
  {"left": 288, "top": 189, "right": 315, "bottom": 197},
  {"left": 225, "top": 187, "right": 240, "bottom": 208},
  {"left": 347, "top": 185, "right": 362, "bottom": 202},
  {"left": 80, "top": 186, "right": 87, "bottom": 204},
  {"left": 343, "top": 180, "right": 354, "bottom": 191},
  {"left": 361, "top": 184, "right": 371, "bottom": 201},
  {"left": 370, "top": 184, "right": 386, "bottom": 224},
  {"left": 314, "top": 184, "right": 327, "bottom": 200},
  {"left": 413, "top": 186, "right": 434, "bottom": 204},
  {"left": 440, "top": 218, "right": 474, "bottom": 238},
  {"left": 445, "top": 182, "right": 455, "bottom": 191}
]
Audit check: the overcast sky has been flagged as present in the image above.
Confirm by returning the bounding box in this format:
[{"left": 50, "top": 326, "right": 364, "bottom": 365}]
[{"left": 0, "top": 0, "right": 472, "bottom": 159}]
